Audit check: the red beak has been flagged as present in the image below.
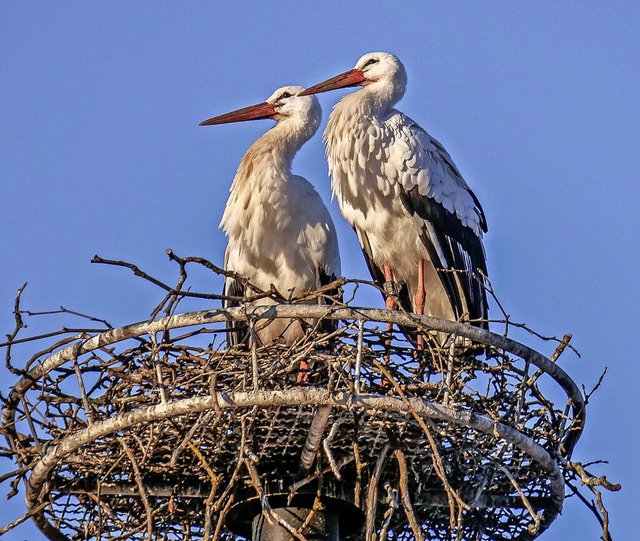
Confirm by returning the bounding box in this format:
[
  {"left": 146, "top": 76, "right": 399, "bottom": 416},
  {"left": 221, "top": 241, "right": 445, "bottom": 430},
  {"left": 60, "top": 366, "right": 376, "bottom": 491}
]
[
  {"left": 299, "top": 69, "right": 366, "bottom": 96},
  {"left": 199, "top": 102, "right": 277, "bottom": 126}
]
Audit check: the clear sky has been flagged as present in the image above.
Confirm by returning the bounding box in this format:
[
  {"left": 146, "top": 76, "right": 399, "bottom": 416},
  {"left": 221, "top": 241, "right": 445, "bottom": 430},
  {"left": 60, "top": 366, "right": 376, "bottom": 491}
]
[{"left": 1, "top": 2, "right": 638, "bottom": 539}]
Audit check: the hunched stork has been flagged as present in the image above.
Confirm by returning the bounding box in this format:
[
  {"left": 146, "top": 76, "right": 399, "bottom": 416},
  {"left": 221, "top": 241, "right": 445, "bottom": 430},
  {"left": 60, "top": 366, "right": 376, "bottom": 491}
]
[{"left": 200, "top": 85, "right": 341, "bottom": 346}]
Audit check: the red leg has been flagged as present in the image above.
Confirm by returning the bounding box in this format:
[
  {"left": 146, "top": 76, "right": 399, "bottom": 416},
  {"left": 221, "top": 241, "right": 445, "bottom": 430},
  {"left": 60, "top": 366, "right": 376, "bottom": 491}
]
[
  {"left": 415, "top": 258, "right": 425, "bottom": 349},
  {"left": 415, "top": 258, "right": 426, "bottom": 315},
  {"left": 380, "top": 262, "right": 397, "bottom": 389},
  {"left": 382, "top": 261, "right": 397, "bottom": 339},
  {"left": 296, "top": 360, "right": 308, "bottom": 384},
  {"left": 382, "top": 261, "right": 398, "bottom": 311}
]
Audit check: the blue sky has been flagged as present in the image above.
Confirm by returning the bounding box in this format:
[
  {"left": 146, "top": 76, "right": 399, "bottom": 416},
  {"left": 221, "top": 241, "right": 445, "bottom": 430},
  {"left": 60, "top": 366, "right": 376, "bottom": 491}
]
[{"left": 1, "top": 2, "right": 638, "bottom": 539}]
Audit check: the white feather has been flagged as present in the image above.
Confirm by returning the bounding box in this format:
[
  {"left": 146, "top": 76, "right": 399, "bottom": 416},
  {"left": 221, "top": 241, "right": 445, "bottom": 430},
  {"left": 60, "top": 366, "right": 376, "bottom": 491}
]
[{"left": 214, "top": 86, "right": 340, "bottom": 344}]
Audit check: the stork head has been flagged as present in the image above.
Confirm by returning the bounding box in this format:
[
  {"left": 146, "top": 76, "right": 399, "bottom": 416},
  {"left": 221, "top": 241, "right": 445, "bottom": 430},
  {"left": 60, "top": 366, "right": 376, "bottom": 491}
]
[
  {"left": 299, "top": 52, "right": 407, "bottom": 109},
  {"left": 265, "top": 85, "right": 321, "bottom": 130},
  {"left": 200, "top": 85, "right": 321, "bottom": 136}
]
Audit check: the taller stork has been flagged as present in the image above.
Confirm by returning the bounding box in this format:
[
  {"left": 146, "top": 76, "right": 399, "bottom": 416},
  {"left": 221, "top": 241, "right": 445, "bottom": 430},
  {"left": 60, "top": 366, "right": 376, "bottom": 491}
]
[
  {"left": 200, "top": 86, "right": 341, "bottom": 346},
  {"left": 301, "top": 52, "right": 488, "bottom": 342}
]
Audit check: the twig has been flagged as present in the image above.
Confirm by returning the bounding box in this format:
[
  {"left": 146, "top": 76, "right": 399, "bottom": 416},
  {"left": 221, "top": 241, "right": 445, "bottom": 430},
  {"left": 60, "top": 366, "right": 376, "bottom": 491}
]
[
  {"left": 288, "top": 456, "right": 354, "bottom": 496},
  {"left": 568, "top": 461, "right": 621, "bottom": 492},
  {"left": 394, "top": 448, "right": 425, "bottom": 541},
  {"left": 120, "top": 438, "right": 154, "bottom": 538},
  {"left": 364, "top": 443, "right": 390, "bottom": 541},
  {"left": 496, "top": 463, "right": 541, "bottom": 535},
  {"left": 188, "top": 441, "right": 221, "bottom": 539},
  {"left": 550, "top": 334, "right": 573, "bottom": 362},
  {"left": 567, "top": 461, "right": 620, "bottom": 541},
  {"left": 0, "top": 500, "right": 50, "bottom": 536},
  {"left": 378, "top": 482, "right": 398, "bottom": 541},
  {"left": 4, "top": 283, "right": 28, "bottom": 374},
  {"left": 565, "top": 479, "right": 613, "bottom": 541},
  {"left": 21, "top": 306, "right": 112, "bottom": 328},
  {"left": 584, "top": 367, "right": 608, "bottom": 404},
  {"left": 211, "top": 494, "right": 234, "bottom": 541},
  {"left": 322, "top": 415, "right": 342, "bottom": 479},
  {"left": 92, "top": 255, "right": 223, "bottom": 302},
  {"left": 166, "top": 249, "right": 281, "bottom": 299}
]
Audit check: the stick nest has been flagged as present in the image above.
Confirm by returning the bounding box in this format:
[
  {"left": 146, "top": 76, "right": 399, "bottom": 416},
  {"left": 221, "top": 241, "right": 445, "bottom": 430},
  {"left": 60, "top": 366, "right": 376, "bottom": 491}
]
[{"left": 0, "top": 253, "right": 616, "bottom": 541}]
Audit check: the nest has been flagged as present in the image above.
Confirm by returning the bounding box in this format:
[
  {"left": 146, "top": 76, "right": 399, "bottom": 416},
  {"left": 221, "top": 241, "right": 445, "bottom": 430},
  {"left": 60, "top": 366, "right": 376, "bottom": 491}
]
[
  {"left": 1, "top": 254, "right": 617, "bottom": 540},
  {"left": 1, "top": 298, "right": 587, "bottom": 541}
]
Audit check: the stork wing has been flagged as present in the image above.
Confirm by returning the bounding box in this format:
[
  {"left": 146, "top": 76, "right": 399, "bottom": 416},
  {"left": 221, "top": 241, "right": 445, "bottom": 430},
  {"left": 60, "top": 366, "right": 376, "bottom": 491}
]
[
  {"left": 385, "top": 112, "right": 488, "bottom": 323},
  {"left": 386, "top": 112, "right": 487, "bottom": 235}
]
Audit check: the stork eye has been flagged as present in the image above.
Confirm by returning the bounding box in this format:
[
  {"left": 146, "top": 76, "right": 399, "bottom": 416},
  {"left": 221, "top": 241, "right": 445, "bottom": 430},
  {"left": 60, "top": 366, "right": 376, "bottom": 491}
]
[
  {"left": 363, "top": 58, "right": 379, "bottom": 68},
  {"left": 279, "top": 91, "right": 293, "bottom": 100}
]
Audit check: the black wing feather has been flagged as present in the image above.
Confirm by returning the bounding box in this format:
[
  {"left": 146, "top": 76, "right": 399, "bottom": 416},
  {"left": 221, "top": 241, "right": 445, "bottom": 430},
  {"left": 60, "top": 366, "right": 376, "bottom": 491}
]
[
  {"left": 318, "top": 266, "right": 342, "bottom": 334},
  {"left": 400, "top": 186, "right": 488, "bottom": 326},
  {"left": 223, "top": 276, "right": 248, "bottom": 347}
]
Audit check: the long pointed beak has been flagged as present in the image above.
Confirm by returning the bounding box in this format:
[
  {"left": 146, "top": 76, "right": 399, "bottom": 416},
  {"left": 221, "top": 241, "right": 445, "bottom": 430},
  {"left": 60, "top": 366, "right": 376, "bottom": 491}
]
[
  {"left": 299, "top": 69, "right": 366, "bottom": 96},
  {"left": 199, "top": 102, "right": 277, "bottom": 126}
]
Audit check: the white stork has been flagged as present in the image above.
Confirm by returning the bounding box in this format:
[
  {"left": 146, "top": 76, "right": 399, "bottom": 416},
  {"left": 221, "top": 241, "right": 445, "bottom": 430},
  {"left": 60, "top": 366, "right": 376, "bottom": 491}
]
[
  {"left": 300, "top": 52, "right": 488, "bottom": 343},
  {"left": 200, "top": 86, "right": 341, "bottom": 347}
]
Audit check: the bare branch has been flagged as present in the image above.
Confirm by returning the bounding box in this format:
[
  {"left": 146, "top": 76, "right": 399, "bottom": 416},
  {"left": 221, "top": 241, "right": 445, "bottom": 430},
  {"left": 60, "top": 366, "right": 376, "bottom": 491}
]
[{"left": 394, "top": 448, "right": 425, "bottom": 541}]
